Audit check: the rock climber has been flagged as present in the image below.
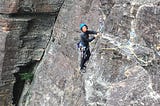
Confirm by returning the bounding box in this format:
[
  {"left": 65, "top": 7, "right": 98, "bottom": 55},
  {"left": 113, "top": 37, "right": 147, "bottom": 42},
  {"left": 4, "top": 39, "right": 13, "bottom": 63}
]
[{"left": 78, "top": 23, "right": 100, "bottom": 71}]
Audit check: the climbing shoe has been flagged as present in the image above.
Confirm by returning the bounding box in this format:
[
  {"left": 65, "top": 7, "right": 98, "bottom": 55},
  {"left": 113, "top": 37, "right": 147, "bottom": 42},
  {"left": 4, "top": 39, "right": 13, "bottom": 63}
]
[{"left": 80, "top": 66, "right": 86, "bottom": 73}]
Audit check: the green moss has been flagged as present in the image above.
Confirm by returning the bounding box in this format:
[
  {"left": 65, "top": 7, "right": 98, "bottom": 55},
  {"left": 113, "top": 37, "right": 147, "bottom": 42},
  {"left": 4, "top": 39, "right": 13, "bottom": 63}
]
[{"left": 19, "top": 72, "right": 34, "bottom": 83}]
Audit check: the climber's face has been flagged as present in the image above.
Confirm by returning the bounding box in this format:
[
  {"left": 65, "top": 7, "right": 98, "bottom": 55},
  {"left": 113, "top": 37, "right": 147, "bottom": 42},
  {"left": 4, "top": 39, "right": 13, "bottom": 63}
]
[{"left": 82, "top": 26, "right": 88, "bottom": 32}]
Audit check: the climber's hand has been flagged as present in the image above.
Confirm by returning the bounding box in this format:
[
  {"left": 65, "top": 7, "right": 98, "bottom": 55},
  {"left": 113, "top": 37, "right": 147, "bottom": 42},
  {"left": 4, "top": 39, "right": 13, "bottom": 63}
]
[{"left": 94, "top": 33, "right": 101, "bottom": 38}]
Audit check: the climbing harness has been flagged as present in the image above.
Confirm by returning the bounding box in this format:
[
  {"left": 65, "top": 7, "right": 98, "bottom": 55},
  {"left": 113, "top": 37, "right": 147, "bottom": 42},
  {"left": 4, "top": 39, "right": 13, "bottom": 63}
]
[{"left": 77, "top": 41, "right": 87, "bottom": 58}]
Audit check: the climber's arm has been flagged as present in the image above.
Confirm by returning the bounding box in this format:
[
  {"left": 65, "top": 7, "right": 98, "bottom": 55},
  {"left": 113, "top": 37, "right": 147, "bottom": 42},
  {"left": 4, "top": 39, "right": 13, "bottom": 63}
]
[
  {"left": 87, "top": 30, "right": 97, "bottom": 34},
  {"left": 81, "top": 34, "right": 95, "bottom": 42},
  {"left": 87, "top": 30, "right": 101, "bottom": 38}
]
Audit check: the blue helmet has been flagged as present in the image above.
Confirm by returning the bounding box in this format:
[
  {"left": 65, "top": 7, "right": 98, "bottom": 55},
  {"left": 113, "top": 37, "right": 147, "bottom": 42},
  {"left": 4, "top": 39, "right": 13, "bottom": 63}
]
[{"left": 80, "top": 23, "right": 88, "bottom": 30}]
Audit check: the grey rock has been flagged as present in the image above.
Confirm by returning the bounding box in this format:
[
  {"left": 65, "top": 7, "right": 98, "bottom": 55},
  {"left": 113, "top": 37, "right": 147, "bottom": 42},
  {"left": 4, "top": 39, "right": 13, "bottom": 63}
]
[
  {"left": 0, "top": 0, "right": 160, "bottom": 106},
  {"left": 0, "top": 0, "right": 64, "bottom": 13},
  {"left": 136, "top": 4, "right": 160, "bottom": 50},
  {"left": 24, "top": 0, "right": 160, "bottom": 106},
  {"left": 0, "top": 0, "right": 64, "bottom": 105}
]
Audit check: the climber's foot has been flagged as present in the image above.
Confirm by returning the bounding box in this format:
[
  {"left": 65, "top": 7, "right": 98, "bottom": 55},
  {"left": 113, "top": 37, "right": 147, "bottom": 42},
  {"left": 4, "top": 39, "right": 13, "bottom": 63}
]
[{"left": 80, "top": 66, "right": 86, "bottom": 73}]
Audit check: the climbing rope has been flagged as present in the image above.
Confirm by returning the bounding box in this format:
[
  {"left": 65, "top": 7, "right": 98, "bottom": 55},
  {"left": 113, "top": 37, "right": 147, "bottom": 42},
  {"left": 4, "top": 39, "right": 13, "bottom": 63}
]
[
  {"left": 98, "top": 17, "right": 105, "bottom": 34},
  {"left": 98, "top": 7, "right": 106, "bottom": 35},
  {"left": 89, "top": 7, "right": 106, "bottom": 53}
]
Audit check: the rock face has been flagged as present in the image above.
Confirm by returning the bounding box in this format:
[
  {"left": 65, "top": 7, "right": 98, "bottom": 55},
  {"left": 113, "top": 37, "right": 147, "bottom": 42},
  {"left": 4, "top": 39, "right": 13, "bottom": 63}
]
[
  {"left": 136, "top": 4, "right": 160, "bottom": 48},
  {"left": 0, "top": 0, "right": 64, "bottom": 13},
  {"left": 0, "top": 0, "right": 64, "bottom": 106},
  {"left": 0, "top": 0, "right": 160, "bottom": 106}
]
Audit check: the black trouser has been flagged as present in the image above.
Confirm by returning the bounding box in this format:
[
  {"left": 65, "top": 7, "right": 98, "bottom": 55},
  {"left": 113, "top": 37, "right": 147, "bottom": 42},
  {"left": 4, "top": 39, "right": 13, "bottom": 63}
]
[{"left": 80, "top": 47, "right": 91, "bottom": 69}]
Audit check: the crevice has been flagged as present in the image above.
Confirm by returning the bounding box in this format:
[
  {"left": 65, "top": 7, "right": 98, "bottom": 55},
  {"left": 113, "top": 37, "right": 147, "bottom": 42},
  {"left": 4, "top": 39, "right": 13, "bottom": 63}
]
[
  {"left": 9, "top": 12, "right": 58, "bottom": 18},
  {"left": 12, "top": 61, "right": 36, "bottom": 106}
]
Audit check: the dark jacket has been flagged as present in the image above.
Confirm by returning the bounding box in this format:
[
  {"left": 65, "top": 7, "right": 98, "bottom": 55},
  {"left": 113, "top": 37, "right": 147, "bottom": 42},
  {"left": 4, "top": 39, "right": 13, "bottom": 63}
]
[{"left": 80, "top": 30, "right": 97, "bottom": 47}]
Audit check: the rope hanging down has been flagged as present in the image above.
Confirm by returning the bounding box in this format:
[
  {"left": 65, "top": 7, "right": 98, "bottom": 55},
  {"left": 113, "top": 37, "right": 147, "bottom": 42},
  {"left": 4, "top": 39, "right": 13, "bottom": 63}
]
[{"left": 98, "top": 7, "right": 106, "bottom": 34}]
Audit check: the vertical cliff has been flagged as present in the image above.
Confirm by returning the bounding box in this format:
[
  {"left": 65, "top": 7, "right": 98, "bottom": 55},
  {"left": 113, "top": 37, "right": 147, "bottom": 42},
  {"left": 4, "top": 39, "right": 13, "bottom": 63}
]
[
  {"left": 22, "top": 0, "right": 160, "bottom": 106},
  {"left": 0, "top": 0, "right": 160, "bottom": 106},
  {"left": 0, "top": 0, "right": 64, "bottom": 106}
]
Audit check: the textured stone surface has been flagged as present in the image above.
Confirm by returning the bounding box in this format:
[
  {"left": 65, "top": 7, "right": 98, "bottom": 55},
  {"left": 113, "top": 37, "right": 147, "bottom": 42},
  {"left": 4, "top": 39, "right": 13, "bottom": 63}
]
[
  {"left": 0, "top": 0, "right": 160, "bottom": 106},
  {"left": 0, "top": 0, "right": 19, "bottom": 13},
  {"left": 136, "top": 4, "right": 160, "bottom": 48},
  {"left": 22, "top": 0, "right": 160, "bottom": 106},
  {"left": 0, "top": 16, "right": 55, "bottom": 106},
  {"left": 0, "top": 18, "right": 8, "bottom": 79},
  {"left": 22, "top": 0, "right": 93, "bottom": 105},
  {"left": 84, "top": 34, "right": 160, "bottom": 105},
  {"left": 0, "top": 0, "right": 64, "bottom": 105},
  {"left": 0, "top": 0, "right": 64, "bottom": 13},
  {"left": 84, "top": 65, "right": 160, "bottom": 106}
]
